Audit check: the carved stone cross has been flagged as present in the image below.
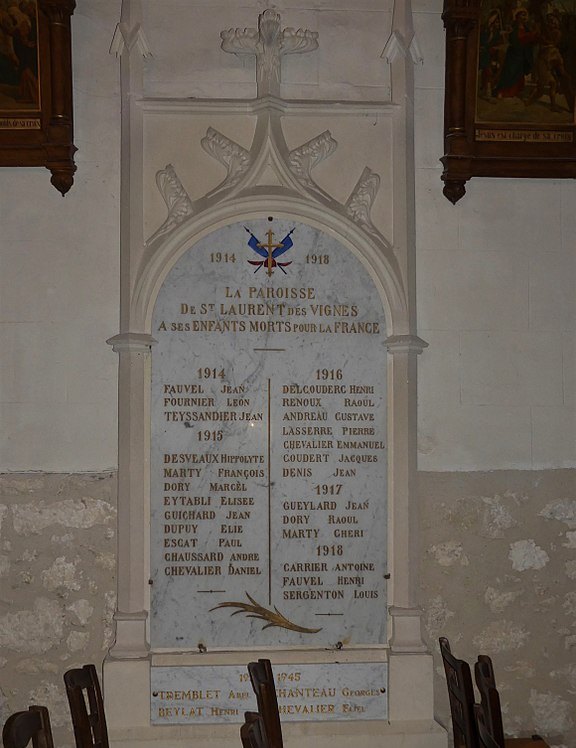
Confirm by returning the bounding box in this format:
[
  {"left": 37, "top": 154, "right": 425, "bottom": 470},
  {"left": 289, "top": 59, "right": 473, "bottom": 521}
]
[{"left": 221, "top": 10, "right": 318, "bottom": 98}]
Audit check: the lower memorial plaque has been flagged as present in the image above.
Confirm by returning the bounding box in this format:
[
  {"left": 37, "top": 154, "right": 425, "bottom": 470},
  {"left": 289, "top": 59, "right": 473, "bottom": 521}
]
[
  {"left": 150, "top": 219, "right": 388, "bottom": 650},
  {"left": 151, "top": 663, "right": 388, "bottom": 724}
]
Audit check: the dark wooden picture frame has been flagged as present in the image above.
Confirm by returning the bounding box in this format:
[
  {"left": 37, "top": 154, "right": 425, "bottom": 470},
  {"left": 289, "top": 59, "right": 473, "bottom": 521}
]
[
  {"left": 0, "top": 0, "right": 76, "bottom": 194},
  {"left": 441, "top": 0, "right": 576, "bottom": 203}
]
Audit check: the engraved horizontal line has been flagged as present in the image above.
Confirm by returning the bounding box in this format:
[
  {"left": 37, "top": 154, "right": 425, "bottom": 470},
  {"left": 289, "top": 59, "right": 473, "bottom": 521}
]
[
  {"left": 314, "top": 613, "right": 344, "bottom": 616},
  {"left": 198, "top": 590, "right": 226, "bottom": 593},
  {"left": 253, "top": 348, "right": 285, "bottom": 352}
]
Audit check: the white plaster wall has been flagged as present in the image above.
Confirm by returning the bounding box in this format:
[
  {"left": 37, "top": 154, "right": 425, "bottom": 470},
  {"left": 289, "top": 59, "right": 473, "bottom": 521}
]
[
  {"left": 2, "top": 0, "right": 570, "bottom": 476},
  {"left": 0, "top": 1, "right": 121, "bottom": 472},
  {"left": 413, "top": 0, "right": 576, "bottom": 472}
]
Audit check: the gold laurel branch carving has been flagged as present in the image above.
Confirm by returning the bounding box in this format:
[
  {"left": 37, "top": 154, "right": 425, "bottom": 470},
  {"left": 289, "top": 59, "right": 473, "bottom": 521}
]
[{"left": 210, "top": 592, "right": 322, "bottom": 634}]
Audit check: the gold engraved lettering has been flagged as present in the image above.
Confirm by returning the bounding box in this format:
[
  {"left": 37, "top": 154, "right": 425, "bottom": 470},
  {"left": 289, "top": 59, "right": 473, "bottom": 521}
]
[
  {"left": 345, "top": 500, "right": 369, "bottom": 510},
  {"left": 334, "top": 467, "right": 356, "bottom": 477},
  {"left": 228, "top": 564, "right": 262, "bottom": 575},
  {"left": 283, "top": 411, "right": 327, "bottom": 421},
  {"left": 310, "top": 303, "right": 358, "bottom": 317},
  {"left": 248, "top": 287, "right": 315, "bottom": 299},
  {"left": 337, "top": 454, "right": 378, "bottom": 463},
  {"left": 283, "top": 590, "right": 344, "bottom": 600},
  {"left": 335, "top": 412, "right": 374, "bottom": 421},
  {"left": 328, "top": 515, "right": 359, "bottom": 525},
  {"left": 224, "top": 510, "right": 250, "bottom": 520},
  {"left": 210, "top": 482, "right": 247, "bottom": 491},
  {"left": 221, "top": 384, "right": 246, "bottom": 394},
  {"left": 282, "top": 528, "right": 319, "bottom": 539},
  {"left": 283, "top": 467, "right": 312, "bottom": 477},
  {"left": 333, "top": 529, "right": 365, "bottom": 538},
  {"left": 353, "top": 589, "right": 379, "bottom": 598},
  {"left": 279, "top": 704, "right": 335, "bottom": 715},
  {"left": 210, "top": 707, "right": 239, "bottom": 716},
  {"left": 220, "top": 496, "right": 254, "bottom": 506},
  {"left": 164, "top": 565, "right": 222, "bottom": 575},
  {"left": 220, "top": 524, "right": 244, "bottom": 533}
]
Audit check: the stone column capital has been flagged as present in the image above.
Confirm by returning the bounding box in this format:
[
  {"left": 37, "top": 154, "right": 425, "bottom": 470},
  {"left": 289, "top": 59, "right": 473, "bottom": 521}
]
[
  {"left": 107, "top": 332, "right": 157, "bottom": 353},
  {"left": 385, "top": 334, "right": 428, "bottom": 354}
]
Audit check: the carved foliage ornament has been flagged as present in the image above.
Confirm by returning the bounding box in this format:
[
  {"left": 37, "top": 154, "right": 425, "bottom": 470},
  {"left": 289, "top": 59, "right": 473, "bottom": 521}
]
[{"left": 148, "top": 11, "right": 382, "bottom": 244}]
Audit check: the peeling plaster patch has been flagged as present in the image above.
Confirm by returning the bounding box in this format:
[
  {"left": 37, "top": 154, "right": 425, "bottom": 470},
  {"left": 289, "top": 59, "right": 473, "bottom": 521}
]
[
  {"left": 51, "top": 533, "right": 75, "bottom": 545},
  {"left": 0, "top": 598, "right": 64, "bottom": 653},
  {"left": 102, "top": 590, "right": 116, "bottom": 649},
  {"left": 12, "top": 498, "right": 115, "bottom": 535},
  {"left": 67, "top": 631, "right": 90, "bottom": 652},
  {"left": 425, "top": 596, "right": 455, "bottom": 634},
  {"left": 509, "top": 540, "right": 549, "bottom": 571},
  {"left": 447, "top": 498, "right": 481, "bottom": 529},
  {"left": 28, "top": 682, "right": 69, "bottom": 727},
  {"left": 550, "top": 664, "right": 576, "bottom": 691},
  {"left": 540, "top": 500, "right": 576, "bottom": 528},
  {"left": 562, "top": 592, "right": 576, "bottom": 616},
  {"left": 95, "top": 552, "right": 115, "bottom": 570},
  {"left": 0, "top": 477, "right": 44, "bottom": 494},
  {"left": 529, "top": 690, "right": 574, "bottom": 734},
  {"left": 0, "top": 687, "right": 9, "bottom": 727},
  {"left": 481, "top": 496, "right": 518, "bottom": 538},
  {"left": 473, "top": 621, "right": 529, "bottom": 652},
  {"left": 41, "top": 557, "right": 81, "bottom": 591},
  {"left": 503, "top": 661, "right": 535, "bottom": 678},
  {"left": 428, "top": 540, "right": 469, "bottom": 566},
  {"left": 0, "top": 504, "right": 7, "bottom": 535},
  {"left": 105, "top": 528, "right": 115, "bottom": 539},
  {"left": 67, "top": 599, "right": 94, "bottom": 625},
  {"left": 0, "top": 555, "right": 10, "bottom": 576},
  {"left": 16, "top": 659, "right": 59, "bottom": 675},
  {"left": 565, "top": 560, "right": 576, "bottom": 580},
  {"left": 484, "top": 586, "right": 523, "bottom": 613},
  {"left": 563, "top": 531, "right": 576, "bottom": 548}
]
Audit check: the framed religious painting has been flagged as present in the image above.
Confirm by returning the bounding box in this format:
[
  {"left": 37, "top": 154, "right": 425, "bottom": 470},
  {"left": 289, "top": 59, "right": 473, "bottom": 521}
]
[
  {"left": 441, "top": 0, "right": 576, "bottom": 203},
  {"left": 0, "top": 0, "right": 76, "bottom": 194}
]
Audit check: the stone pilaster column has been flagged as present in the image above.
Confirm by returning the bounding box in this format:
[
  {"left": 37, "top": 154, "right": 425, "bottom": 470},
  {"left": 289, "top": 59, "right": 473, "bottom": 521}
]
[
  {"left": 107, "top": 332, "right": 156, "bottom": 658},
  {"left": 385, "top": 334, "right": 428, "bottom": 653}
]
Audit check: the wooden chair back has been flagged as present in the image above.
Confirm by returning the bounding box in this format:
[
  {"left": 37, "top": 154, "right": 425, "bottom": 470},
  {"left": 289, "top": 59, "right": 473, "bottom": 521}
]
[
  {"left": 475, "top": 703, "right": 502, "bottom": 748},
  {"left": 64, "top": 664, "right": 109, "bottom": 748},
  {"left": 475, "top": 656, "right": 506, "bottom": 748},
  {"left": 2, "top": 706, "right": 54, "bottom": 748},
  {"left": 241, "top": 712, "right": 266, "bottom": 748},
  {"left": 439, "top": 637, "right": 478, "bottom": 748},
  {"left": 247, "top": 659, "right": 283, "bottom": 748}
]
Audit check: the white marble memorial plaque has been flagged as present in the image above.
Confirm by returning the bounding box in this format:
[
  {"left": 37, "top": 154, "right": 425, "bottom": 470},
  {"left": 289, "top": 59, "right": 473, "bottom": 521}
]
[
  {"left": 151, "top": 662, "right": 388, "bottom": 724},
  {"left": 151, "top": 220, "right": 388, "bottom": 648}
]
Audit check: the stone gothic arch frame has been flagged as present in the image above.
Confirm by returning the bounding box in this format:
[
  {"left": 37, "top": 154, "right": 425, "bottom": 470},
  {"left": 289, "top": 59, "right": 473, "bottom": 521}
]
[
  {"left": 109, "top": 197, "right": 424, "bottom": 659},
  {"left": 133, "top": 199, "right": 407, "bottom": 337}
]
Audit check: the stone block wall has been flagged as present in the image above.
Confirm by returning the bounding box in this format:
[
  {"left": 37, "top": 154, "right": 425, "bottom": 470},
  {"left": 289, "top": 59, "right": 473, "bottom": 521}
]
[
  {"left": 420, "top": 469, "right": 576, "bottom": 747},
  {"left": 0, "top": 473, "right": 117, "bottom": 748}
]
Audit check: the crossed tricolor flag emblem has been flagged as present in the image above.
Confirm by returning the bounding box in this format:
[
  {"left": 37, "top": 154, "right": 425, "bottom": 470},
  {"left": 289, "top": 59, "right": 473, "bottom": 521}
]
[{"left": 245, "top": 226, "right": 295, "bottom": 276}]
